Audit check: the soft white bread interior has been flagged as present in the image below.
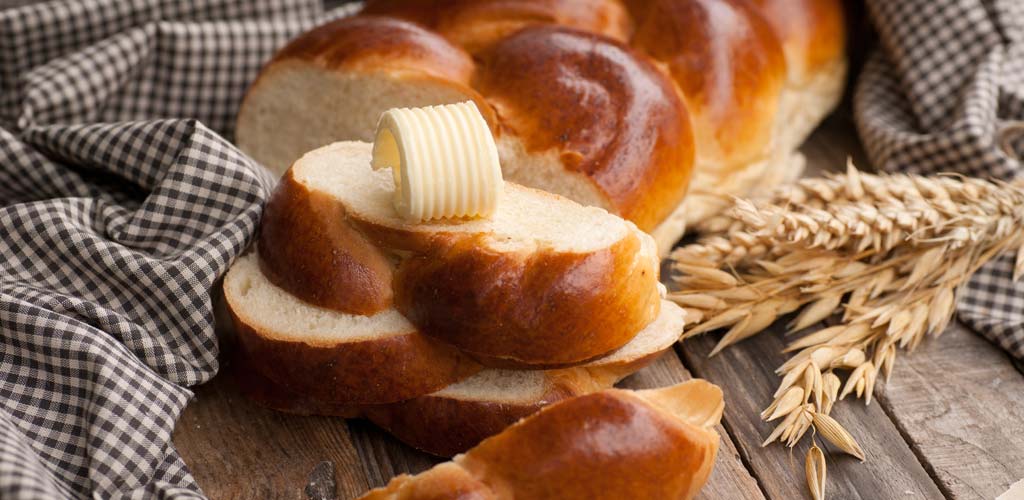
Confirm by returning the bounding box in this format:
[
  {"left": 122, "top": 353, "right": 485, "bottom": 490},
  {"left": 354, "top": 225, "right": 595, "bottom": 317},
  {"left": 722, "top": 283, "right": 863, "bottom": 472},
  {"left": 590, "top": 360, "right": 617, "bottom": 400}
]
[
  {"left": 238, "top": 64, "right": 481, "bottom": 177},
  {"left": 259, "top": 141, "right": 662, "bottom": 368},
  {"left": 292, "top": 142, "right": 632, "bottom": 253},
  {"left": 359, "top": 380, "right": 723, "bottom": 500},
  {"left": 235, "top": 16, "right": 490, "bottom": 175}
]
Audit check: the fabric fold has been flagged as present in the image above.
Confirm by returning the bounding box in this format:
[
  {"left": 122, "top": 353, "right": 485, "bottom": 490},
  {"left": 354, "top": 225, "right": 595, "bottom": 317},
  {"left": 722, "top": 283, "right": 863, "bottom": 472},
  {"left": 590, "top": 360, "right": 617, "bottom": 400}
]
[
  {"left": 856, "top": 0, "right": 1024, "bottom": 359},
  {"left": 0, "top": 0, "right": 352, "bottom": 497}
]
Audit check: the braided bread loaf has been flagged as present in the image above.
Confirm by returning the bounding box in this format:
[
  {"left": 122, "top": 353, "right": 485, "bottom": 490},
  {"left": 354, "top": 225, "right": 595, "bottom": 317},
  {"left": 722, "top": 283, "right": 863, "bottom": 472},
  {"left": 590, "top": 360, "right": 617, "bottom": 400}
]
[{"left": 236, "top": 0, "right": 846, "bottom": 253}]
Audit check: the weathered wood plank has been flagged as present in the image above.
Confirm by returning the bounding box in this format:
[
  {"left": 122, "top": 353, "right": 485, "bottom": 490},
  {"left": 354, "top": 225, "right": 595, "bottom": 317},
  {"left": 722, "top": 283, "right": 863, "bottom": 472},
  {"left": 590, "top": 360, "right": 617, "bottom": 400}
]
[
  {"left": 174, "top": 365, "right": 371, "bottom": 500},
  {"left": 618, "top": 351, "right": 767, "bottom": 500},
  {"left": 679, "top": 324, "right": 946, "bottom": 500},
  {"left": 874, "top": 323, "right": 1024, "bottom": 499}
]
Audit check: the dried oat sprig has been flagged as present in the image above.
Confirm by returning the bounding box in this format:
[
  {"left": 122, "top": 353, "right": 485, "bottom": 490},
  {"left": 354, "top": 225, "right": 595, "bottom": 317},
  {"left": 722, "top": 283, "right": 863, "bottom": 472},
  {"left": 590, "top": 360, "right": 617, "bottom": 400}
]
[
  {"left": 700, "top": 162, "right": 1024, "bottom": 258},
  {"left": 668, "top": 166, "right": 1024, "bottom": 498}
]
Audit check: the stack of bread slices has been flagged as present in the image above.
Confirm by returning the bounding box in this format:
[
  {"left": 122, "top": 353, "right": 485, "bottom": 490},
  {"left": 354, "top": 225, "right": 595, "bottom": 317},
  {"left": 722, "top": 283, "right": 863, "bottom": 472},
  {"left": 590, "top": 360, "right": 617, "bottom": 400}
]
[{"left": 224, "top": 141, "right": 687, "bottom": 456}]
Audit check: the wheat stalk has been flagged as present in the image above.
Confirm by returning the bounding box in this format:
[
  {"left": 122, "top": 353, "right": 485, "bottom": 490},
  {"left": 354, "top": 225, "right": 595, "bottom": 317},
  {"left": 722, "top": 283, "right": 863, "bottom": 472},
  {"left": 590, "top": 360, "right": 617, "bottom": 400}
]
[{"left": 669, "top": 163, "right": 1024, "bottom": 497}]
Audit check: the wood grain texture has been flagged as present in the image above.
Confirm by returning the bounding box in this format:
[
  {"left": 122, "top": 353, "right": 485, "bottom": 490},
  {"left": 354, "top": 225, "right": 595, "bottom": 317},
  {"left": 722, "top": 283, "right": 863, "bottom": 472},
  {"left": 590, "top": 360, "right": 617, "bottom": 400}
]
[
  {"left": 345, "top": 419, "right": 441, "bottom": 488},
  {"left": 679, "top": 325, "right": 946, "bottom": 500},
  {"left": 874, "top": 323, "right": 1024, "bottom": 499},
  {"left": 174, "top": 361, "right": 371, "bottom": 500}
]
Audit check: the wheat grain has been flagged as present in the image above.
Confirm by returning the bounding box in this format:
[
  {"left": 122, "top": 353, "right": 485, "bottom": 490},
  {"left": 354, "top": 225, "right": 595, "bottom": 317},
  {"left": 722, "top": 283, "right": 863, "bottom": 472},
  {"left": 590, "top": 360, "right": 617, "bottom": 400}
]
[
  {"left": 671, "top": 167, "right": 1024, "bottom": 499},
  {"left": 791, "top": 294, "right": 843, "bottom": 332},
  {"left": 807, "top": 443, "right": 827, "bottom": 500},
  {"left": 821, "top": 372, "right": 842, "bottom": 414},
  {"left": 667, "top": 293, "right": 726, "bottom": 310},
  {"left": 766, "top": 386, "right": 804, "bottom": 421},
  {"left": 1015, "top": 244, "right": 1024, "bottom": 281},
  {"left": 812, "top": 412, "right": 866, "bottom": 461}
]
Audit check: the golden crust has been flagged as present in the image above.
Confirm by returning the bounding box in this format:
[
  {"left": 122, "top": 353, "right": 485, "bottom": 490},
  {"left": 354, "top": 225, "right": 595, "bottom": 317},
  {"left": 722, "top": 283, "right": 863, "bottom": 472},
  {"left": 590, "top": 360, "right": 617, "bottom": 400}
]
[
  {"left": 258, "top": 170, "right": 394, "bottom": 315},
  {"left": 456, "top": 389, "right": 718, "bottom": 499},
  {"left": 226, "top": 302, "right": 481, "bottom": 405},
  {"left": 358, "top": 382, "right": 722, "bottom": 500},
  {"left": 256, "top": 156, "right": 661, "bottom": 368},
  {"left": 273, "top": 15, "right": 474, "bottom": 82},
  {"left": 362, "top": 352, "right": 664, "bottom": 456},
  {"left": 629, "top": 0, "right": 787, "bottom": 172},
  {"left": 231, "top": 344, "right": 668, "bottom": 457},
  {"left": 473, "top": 26, "right": 694, "bottom": 231},
  {"left": 748, "top": 0, "right": 846, "bottom": 84},
  {"left": 392, "top": 229, "right": 660, "bottom": 367},
  {"left": 362, "top": 0, "right": 630, "bottom": 52},
  {"left": 360, "top": 463, "right": 495, "bottom": 500}
]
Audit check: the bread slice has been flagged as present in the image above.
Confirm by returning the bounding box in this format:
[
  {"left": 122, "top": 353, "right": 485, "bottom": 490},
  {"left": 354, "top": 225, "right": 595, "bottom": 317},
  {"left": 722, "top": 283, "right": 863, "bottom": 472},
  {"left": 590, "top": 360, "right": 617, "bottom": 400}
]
[
  {"left": 235, "top": 16, "right": 492, "bottom": 176},
  {"left": 224, "top": 253, "right": 481, "bottom": 405},
  {"left": 233, "top": 299, "right": 686, "bottom": 456},
  {"left": 359, "top": 380, "right": 722, "bottom": 500},
  {"left": 258, "top": 141, "right": 662, "bottom": 368}
]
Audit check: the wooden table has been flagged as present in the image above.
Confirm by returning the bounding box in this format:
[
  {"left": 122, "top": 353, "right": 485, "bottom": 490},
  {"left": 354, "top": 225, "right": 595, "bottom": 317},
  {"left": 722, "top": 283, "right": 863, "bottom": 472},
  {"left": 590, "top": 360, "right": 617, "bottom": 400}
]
[{"left": 174, "top": 115, "right": 1024, "bottom": 499}]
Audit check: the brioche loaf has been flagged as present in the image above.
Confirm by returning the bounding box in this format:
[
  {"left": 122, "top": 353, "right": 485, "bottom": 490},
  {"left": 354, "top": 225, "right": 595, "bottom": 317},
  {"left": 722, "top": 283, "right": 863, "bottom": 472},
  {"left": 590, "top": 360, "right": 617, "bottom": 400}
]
[
  {"left": 236, "top": 0, "right": 845, "bottom": 251},
  {"left": 359, "top": 380, "right": 724, "bottom": 500},
  {"left": 257, "top": 141, "right": 661, "bottom": 368},
  {"left": 228, "top": 114, "right": 697, "bottom": 463}
]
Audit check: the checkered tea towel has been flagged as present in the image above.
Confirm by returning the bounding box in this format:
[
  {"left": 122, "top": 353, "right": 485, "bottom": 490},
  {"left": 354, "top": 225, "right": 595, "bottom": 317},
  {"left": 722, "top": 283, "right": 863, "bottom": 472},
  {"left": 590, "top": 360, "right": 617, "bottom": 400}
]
[
  {"left": 856, "top": 0, "right": 1024, "bottom": 359},
  {"left": 0, "top": 1, "right": 356, "bottom": 498}
]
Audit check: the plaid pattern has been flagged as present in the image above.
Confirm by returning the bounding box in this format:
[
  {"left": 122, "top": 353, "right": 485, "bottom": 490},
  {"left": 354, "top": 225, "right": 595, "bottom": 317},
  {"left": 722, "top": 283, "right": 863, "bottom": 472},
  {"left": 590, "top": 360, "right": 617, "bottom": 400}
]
[
  {"left": 856, "top": 0, "right": 1024, "bottom": 359},
  {"left": 2, "top": 0, "right": 1023, "bottom": 497},
  {"left": 0, "top": 0, "right": 359, "bottom": 498}
]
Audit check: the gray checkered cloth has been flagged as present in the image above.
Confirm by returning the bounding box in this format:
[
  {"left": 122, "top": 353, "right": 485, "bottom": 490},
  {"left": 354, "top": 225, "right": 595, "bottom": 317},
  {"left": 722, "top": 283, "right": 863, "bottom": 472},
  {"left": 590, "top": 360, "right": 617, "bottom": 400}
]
[
  {"left": 0, "top": 0, "right": 357, "bottom": 498},
  {"left": 856, "top": 0, "right": 1024, "bottom": 359},
  {"left": 4, "top": 0, "right": 1024, "bottom": 498}
]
